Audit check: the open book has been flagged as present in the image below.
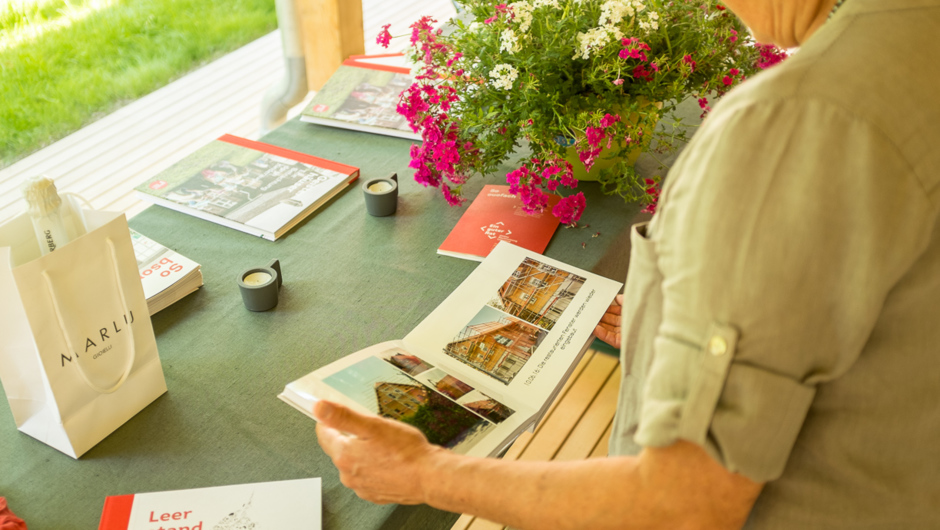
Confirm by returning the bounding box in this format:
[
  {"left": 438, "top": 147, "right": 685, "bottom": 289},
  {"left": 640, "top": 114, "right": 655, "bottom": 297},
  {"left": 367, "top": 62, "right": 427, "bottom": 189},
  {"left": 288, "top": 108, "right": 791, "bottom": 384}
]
[{"left": 279, "top": 242, "right": 621, "bottom": 458}]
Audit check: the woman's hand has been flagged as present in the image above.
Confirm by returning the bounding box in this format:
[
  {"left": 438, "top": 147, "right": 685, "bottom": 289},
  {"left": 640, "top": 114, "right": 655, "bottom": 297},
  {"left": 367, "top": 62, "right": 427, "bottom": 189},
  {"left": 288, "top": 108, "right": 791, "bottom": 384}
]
[{"left": 593, "top": 294, "right": 623, "bottom": 349}]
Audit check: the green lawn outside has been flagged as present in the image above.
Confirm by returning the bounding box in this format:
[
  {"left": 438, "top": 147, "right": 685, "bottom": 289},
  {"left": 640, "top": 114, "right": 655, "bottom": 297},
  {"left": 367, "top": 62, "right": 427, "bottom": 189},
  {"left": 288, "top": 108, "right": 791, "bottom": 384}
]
[{"left": 0, "top": 0, "right": 277, "bottom": 168}]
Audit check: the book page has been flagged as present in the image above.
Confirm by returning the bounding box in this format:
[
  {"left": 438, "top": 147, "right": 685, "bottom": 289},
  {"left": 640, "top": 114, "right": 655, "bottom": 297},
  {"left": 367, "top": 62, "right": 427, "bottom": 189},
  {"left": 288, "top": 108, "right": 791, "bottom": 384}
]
[
  {"left": 280, "top": 340, "right": 536, "bottom": 459},
  {"left": 403, "top": 241, "right": 622, "bottom": 411}
]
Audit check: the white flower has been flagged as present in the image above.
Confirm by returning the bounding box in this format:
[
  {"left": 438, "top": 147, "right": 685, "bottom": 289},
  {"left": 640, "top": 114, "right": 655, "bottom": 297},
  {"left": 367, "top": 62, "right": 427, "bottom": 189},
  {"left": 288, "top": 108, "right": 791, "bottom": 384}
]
[
  {"left": 574, "top": 26, "right": 616, "bottom": 60},
  {"left": 468, "top": 22, "right": 482, "bottom": 33},
  {"left": 500, "top": 28, "right": 521, "bottom": 54},
  {"left": 532, "top": 0, "right": 561, "bottom": 8},
  {"left": 489, "top": 64, "right": 519, "bottom": 90},
  {"left": 599, "top": 0, "right": 634, "bottom": 26},
  {"left": 509, "top": 1, "right": 534, "bottom": 33}
]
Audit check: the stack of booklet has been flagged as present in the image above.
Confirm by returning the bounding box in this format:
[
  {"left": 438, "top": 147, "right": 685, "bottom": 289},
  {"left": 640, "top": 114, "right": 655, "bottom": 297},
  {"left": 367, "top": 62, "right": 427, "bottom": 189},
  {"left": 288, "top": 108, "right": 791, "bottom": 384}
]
[{"left": 130, "top": 229, "right": 203, "bottom": 315}]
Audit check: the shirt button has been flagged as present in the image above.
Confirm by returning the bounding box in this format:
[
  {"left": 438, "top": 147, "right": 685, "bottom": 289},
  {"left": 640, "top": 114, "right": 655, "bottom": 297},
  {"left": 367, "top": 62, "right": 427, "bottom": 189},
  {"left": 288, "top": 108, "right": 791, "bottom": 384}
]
[{"left": 708, "top": 336, "right": 728, "bottom": 356}]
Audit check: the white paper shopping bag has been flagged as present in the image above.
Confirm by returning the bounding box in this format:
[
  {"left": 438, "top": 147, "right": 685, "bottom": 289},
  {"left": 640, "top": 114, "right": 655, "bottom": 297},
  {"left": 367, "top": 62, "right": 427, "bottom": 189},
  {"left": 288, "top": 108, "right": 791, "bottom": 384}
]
[{"left": 0, "top": 207, "right": 167, "bottom": 458}]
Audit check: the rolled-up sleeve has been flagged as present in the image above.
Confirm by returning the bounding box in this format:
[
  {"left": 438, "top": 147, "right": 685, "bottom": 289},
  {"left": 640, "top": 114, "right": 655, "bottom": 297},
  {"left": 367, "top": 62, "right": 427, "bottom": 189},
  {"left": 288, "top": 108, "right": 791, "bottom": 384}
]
[{"left": 633, "top": 97, "right": 934, "bottom": 482}]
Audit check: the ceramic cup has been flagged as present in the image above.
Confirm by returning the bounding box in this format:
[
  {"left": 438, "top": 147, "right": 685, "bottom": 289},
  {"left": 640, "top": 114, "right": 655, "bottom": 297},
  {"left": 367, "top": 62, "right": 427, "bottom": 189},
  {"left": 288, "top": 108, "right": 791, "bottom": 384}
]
[
  {"left": 237, "top": 259, "right": 283, "bottom": 311},
  {"left": 362, "top": 173, "right": 398, "bottom": 217}
]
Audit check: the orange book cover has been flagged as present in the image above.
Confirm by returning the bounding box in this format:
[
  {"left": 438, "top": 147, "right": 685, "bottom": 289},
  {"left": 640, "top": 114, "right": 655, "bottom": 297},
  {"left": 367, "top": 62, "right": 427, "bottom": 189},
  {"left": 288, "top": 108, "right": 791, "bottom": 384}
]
[{"left": 437, "top": 185, "right": 561, "bottom": 261}]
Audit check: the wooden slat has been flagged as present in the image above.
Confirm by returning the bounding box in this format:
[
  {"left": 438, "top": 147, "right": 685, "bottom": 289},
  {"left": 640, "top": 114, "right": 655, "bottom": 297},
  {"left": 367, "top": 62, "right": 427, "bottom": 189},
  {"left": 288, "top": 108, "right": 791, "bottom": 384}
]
[
  {"left": 458, "top": 352, "right": 622, "bottom": 530},
  {"left": 554, "top": 367, "right": 621, "bottom": 461},
  {"left": 499, "top": 350, "right": 596, "bottom": 461},
  {"left": 590, "top": 421, "right": 615, "bottom": 459},
  {"left": 516, "top": 353, "right": 619, "bottom": 462}
]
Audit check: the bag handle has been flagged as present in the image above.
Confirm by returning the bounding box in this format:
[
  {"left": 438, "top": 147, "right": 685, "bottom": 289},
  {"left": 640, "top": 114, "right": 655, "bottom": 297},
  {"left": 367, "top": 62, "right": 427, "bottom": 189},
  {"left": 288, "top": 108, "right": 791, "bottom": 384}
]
[{"left": 41, "top": 237, "right": 137, "bottom": 394}]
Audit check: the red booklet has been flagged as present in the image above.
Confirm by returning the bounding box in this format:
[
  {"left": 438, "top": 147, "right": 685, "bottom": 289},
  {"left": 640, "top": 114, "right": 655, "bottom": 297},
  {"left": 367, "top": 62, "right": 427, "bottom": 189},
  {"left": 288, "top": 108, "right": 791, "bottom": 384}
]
[{"left": 437, "top": 185, "right": 561, "bottom": 261}]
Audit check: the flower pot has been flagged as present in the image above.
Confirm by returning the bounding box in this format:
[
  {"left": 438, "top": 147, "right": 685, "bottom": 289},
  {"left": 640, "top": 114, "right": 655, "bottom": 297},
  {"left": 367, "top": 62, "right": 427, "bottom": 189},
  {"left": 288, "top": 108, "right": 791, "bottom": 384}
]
[
  {"left": 565, "top": 143, "right": 644, "bottom": 182},
  {"left": 563, "top": 98, "right": 661, "bottom": 182}
]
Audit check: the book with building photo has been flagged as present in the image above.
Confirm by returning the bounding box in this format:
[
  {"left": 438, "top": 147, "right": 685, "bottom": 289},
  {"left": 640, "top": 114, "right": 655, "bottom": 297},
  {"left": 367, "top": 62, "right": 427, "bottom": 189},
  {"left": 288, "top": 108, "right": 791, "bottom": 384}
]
[
  {"left": 299, "top": 53, "right": 419, "bottom": 140},
  {"left": 134, "top": 135, "right": 359, "bottom": 241},
  {"left": 279, "top": 241, "right": 621, "bottom": 458}
]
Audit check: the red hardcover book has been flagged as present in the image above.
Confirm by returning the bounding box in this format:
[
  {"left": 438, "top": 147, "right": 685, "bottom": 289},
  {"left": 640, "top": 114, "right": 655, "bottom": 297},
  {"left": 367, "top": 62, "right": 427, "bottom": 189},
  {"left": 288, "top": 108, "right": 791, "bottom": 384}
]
[
  {"left": 437, "top": 185, "right": 561, "bottom": 262},
  {"left": 134, "top": 135, "right": 359, "bottom": 241},
  {"left": 98, "top": 478, "right": 321, "bottom": 529}
]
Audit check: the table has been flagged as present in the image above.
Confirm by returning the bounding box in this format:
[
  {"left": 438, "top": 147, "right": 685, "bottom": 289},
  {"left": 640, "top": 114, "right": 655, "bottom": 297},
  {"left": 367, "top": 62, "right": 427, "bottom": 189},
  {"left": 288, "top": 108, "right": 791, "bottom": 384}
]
[{"left": 0, "top": 117, "right": 643, "bottom": 529}]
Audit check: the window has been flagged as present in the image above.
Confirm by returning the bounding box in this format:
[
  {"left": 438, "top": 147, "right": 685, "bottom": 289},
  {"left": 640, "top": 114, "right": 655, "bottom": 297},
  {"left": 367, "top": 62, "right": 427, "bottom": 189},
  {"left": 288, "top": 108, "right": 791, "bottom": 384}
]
[{"left": 494, "top": 335, "right": 513, "bottom": 347}]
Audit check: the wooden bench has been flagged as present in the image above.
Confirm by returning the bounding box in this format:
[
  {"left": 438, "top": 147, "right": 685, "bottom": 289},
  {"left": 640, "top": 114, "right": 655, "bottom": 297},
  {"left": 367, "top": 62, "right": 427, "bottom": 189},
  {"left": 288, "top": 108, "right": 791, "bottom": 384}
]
[{"left": 451, "top": 347, "right": 622, "bottom": 530}]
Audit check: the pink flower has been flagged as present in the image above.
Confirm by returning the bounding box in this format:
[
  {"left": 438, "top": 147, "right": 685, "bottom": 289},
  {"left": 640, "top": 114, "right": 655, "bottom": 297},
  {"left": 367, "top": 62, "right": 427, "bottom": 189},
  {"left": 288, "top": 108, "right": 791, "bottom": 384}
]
[
  {"left": 619, "top": 39, "right": 651, "bottom": 62},
  {"left": 682, "top": 54, "right": 697, "bottom": 73},
  {"left": 641, "top": 179, "right": 660, "bottom": 214},
  {"left": 578, "top": 147, "right": 601, "bottom": 172},
  {"left": 613, "top": 78, "right": 624, "bottom": 85},
  {"left": 441, "top": 184, "right": 465, "bottom": 206},
  {"left": 729, "top": 68, "right": 740, "bottom": 76},
  {"left": 552, "top": 193, "right": 586, "bottom": 225},
  {"left": 722, "top": 75, "right": 733, "bottom": 86},
  {"left": 585, "top": 126, "right": 606, "bottom": 148},
  {"left": 599, "top": 113, "right": 621, "bottom": 128},
  {"left": 729, "top": 29, "right": 738, "bottom": 43},
  {"left": 633, "top": 64, "right": 654, "bottom": 82},
  {"left": 446, "top": 52, "right": 463, "bottom": 67},
  {"left": 755, "top": 43, "right": 789, "bottom": 69},
  {"left": 376, "top": 24, "right": 392, "bottom": 48},
  {"left": 484, "top": 3, "right": 510, "bottom": 24}
]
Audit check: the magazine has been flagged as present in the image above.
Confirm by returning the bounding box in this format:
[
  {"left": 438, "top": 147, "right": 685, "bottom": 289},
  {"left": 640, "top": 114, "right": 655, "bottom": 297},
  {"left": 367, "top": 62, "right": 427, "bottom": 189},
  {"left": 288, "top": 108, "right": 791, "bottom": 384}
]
[
  {"left": 135, "top": 135, "right": 359, "bottom": 241},
  {"left": 279, "top": 242, "right": 622, "bottom": 458},
  {"left": 98, "top": 478, "right": 321, "bottom": 530},
  {"left": 130, "top": 229, "right": 203, "bottom": 315},
  {"left": 300, "top": 53, "right": 418, "bottom": 140},
  {"left": 438, "top": 185, "right": 562, "bottom": 262}
]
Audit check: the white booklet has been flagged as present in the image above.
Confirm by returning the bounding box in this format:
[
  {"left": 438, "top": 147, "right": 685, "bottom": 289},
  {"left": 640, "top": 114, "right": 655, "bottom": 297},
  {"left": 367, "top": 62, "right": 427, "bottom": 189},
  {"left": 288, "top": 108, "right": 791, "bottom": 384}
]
[
  {"left": 279, "top": 241, "right": 622, "bottom": 458},
  {"left": 130, "top": 229, "right": 203, "bottom": 315},
  {"left": 99, "top": 478, "right": 321, "bottom": 529}
]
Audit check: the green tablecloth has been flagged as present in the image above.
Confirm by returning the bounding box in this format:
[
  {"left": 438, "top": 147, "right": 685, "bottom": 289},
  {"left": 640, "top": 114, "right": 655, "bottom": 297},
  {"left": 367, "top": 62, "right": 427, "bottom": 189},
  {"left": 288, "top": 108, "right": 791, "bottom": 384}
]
[{"left": 0, "top": 117, "right": 643, "bottom": 529}]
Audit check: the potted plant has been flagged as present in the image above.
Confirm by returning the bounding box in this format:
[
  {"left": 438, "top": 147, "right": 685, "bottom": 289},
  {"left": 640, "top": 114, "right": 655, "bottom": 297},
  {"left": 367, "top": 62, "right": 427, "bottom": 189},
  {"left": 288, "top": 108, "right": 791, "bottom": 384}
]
[{"left": 378, "top": 0, "right": 786, "bottom": 222}]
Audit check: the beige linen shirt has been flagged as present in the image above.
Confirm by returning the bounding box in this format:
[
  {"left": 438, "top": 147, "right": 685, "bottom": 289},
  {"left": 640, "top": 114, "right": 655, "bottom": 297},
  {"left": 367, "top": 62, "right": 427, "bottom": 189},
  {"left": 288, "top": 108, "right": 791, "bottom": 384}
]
[{"left": 609, "top": 0, "right": 940, "bottom": 527}]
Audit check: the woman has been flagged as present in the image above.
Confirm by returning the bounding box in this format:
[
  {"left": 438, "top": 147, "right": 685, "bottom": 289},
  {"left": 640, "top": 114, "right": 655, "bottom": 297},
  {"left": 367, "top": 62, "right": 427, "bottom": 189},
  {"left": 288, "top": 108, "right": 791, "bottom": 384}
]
[{"left": 315, "top": 1, "right": 940, "bottom": 528}]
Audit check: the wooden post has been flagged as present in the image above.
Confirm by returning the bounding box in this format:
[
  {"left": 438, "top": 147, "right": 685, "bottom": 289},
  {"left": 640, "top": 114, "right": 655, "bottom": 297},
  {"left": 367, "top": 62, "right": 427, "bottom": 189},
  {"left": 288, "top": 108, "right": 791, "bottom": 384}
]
[{"left": 294, "top": 0, "right": 365, "bottom": 91}]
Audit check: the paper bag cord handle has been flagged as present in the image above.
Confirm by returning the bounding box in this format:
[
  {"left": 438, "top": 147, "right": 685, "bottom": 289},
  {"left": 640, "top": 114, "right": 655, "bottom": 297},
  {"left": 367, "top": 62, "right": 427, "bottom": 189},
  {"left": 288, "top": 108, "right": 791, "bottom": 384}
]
[{"left": 41, "top": 237, "right": 137, "bottom": 394}]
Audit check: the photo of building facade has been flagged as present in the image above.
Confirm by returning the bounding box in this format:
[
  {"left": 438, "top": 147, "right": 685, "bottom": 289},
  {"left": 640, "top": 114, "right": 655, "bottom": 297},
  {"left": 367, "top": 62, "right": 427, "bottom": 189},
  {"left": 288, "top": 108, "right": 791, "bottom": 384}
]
[
  {"left": 463, "top": 398, "right": 515, "bottom": 424},
  {"left": 490, "top": 258, "right": 586, "bottom": 331},
  {"left": 375, "top": 382, "right": 428, "bottom": 420},
  {"left": 384, "top": 351, "right": 433, "bottom": 376},
  {"left": 439, "top": 375, "right": 474, "bottom": 399},
  {"left": 444, "top": 312, "right": 547, "bottom": 385}
]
